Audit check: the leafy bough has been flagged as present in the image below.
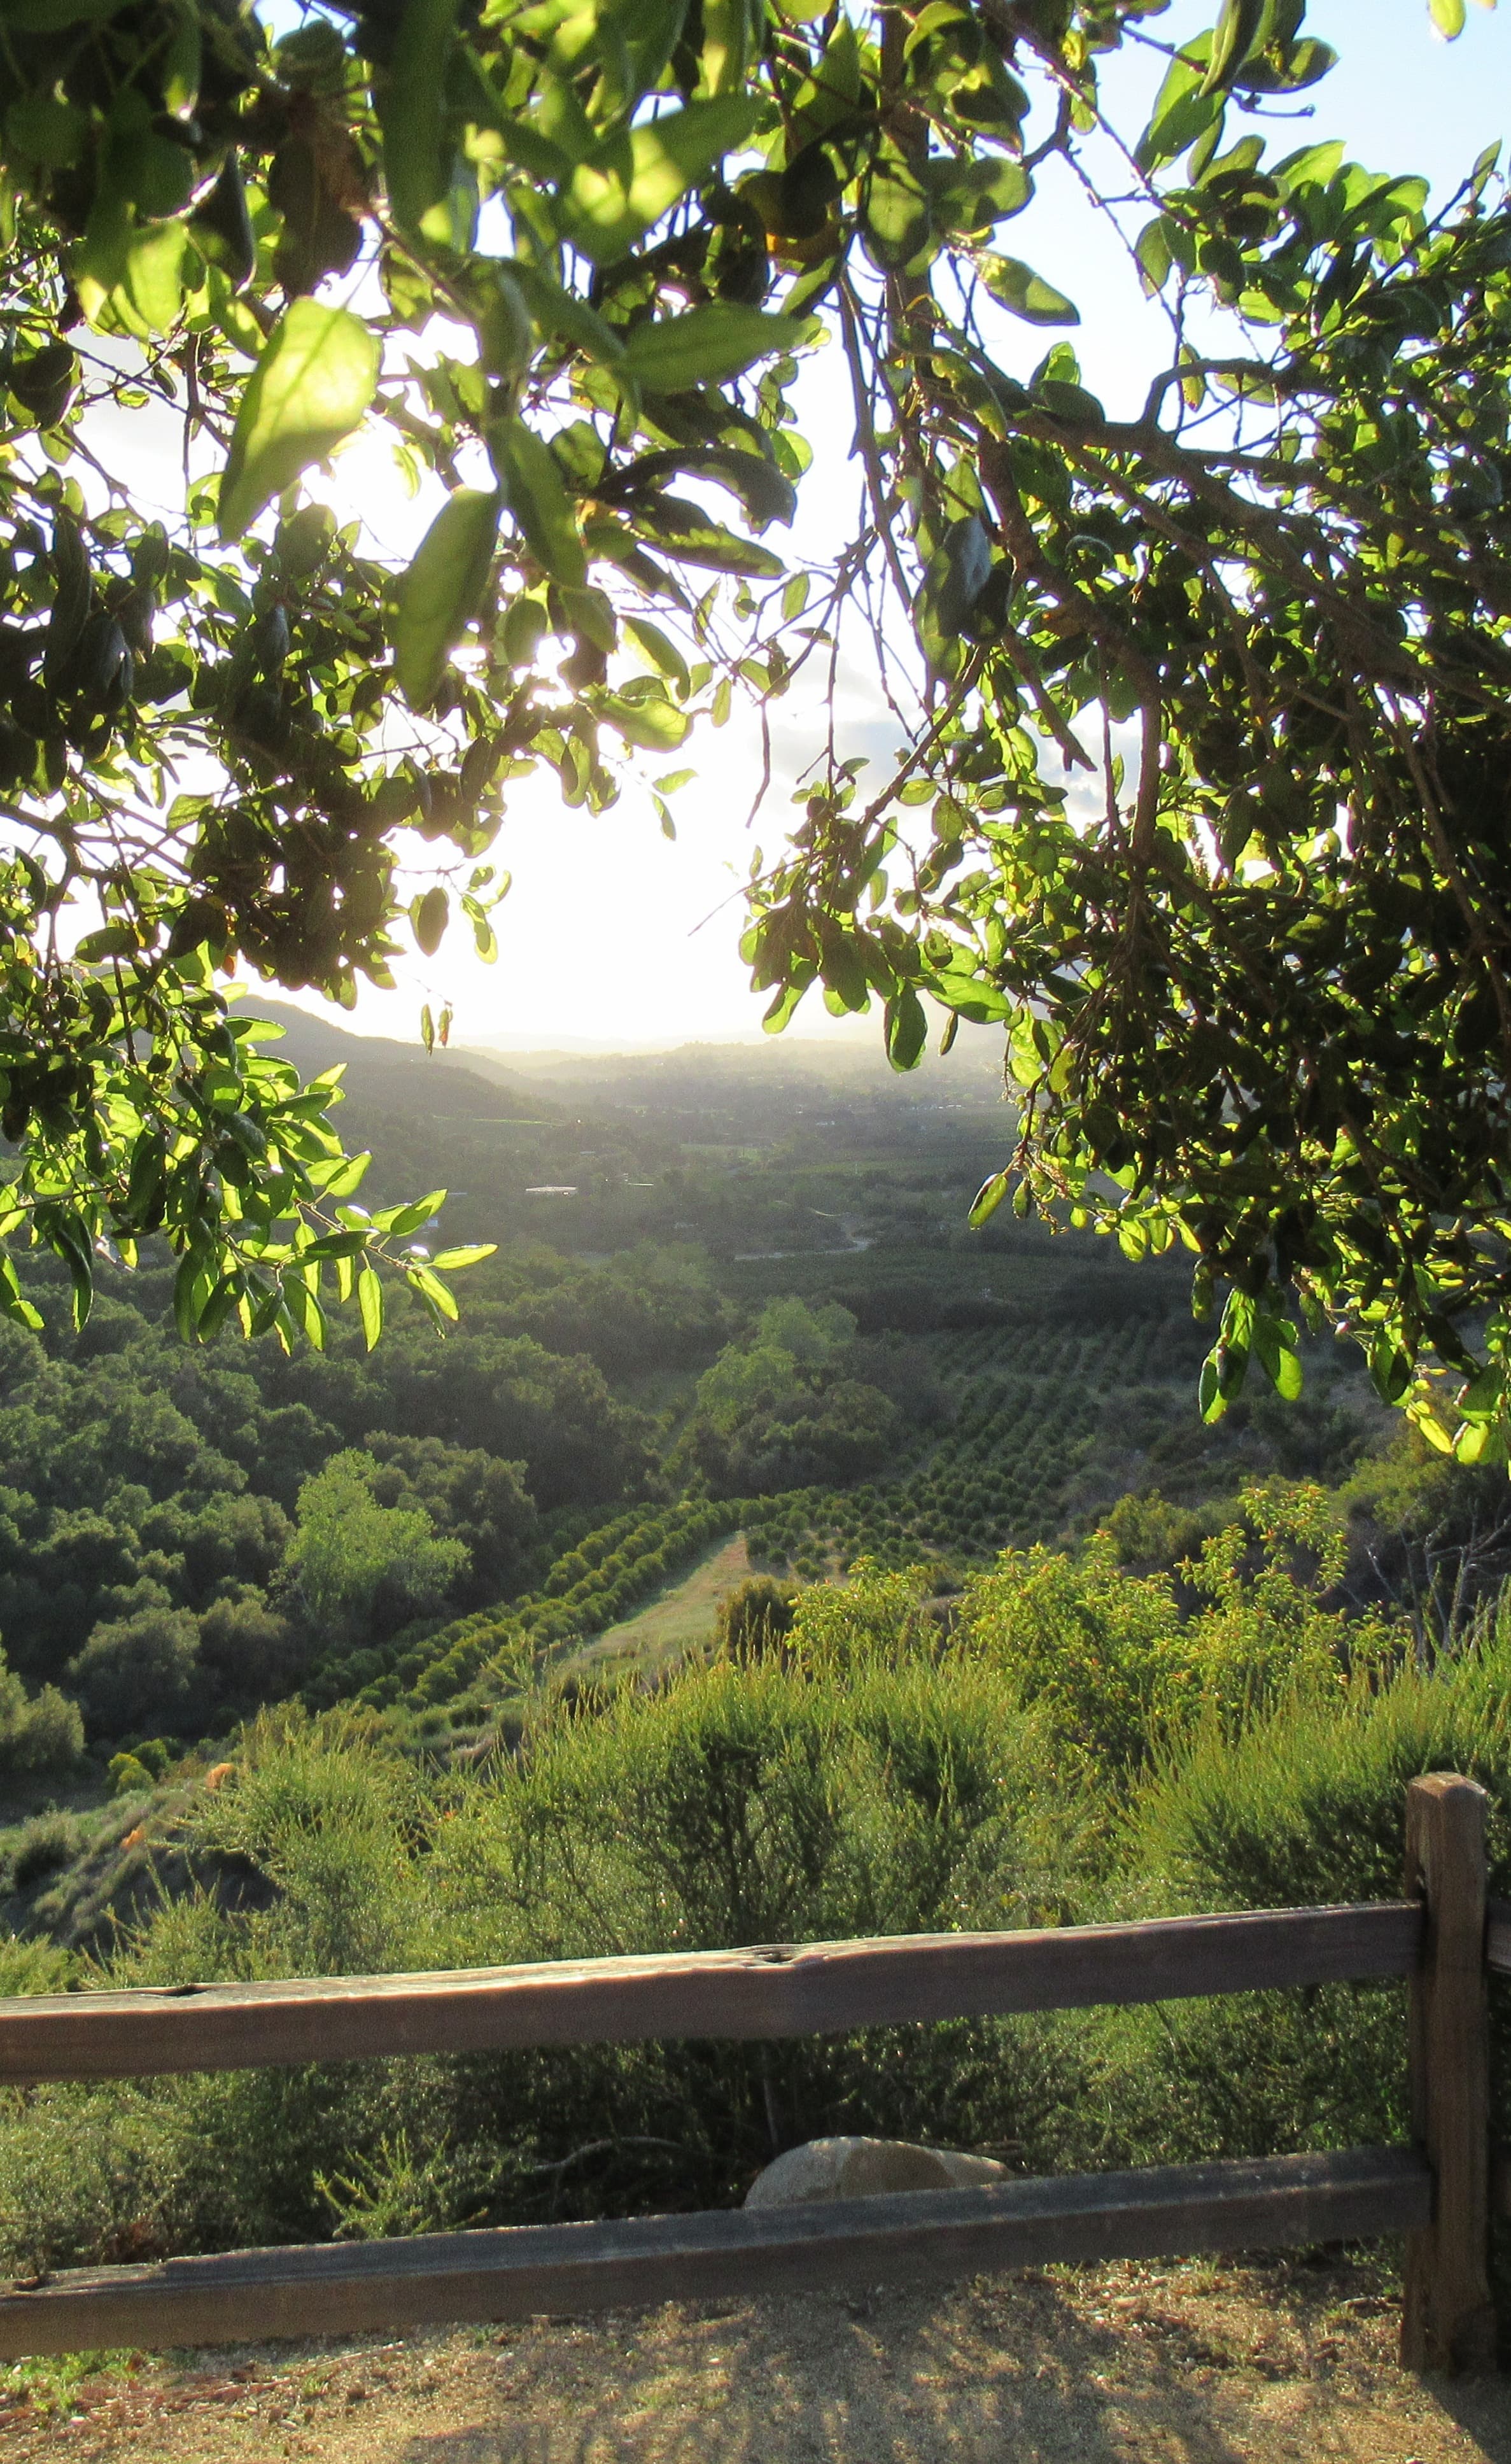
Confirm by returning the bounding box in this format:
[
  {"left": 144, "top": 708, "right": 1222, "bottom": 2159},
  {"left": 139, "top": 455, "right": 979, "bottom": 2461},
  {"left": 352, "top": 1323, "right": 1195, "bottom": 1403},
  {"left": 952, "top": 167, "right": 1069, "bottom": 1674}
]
[{"left": 0, "top": 0, "right": 1507, "bottom": 1436}]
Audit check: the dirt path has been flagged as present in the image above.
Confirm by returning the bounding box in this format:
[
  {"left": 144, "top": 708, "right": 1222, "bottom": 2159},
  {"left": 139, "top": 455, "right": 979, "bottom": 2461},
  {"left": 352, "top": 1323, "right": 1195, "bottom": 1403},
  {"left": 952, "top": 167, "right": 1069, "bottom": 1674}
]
[
  {"left": 4, "top": 2253, "right": 1508, "bottom": 2463},
  {"left": 574, "top": 1535, "right": 750, "bottom": 1677}
]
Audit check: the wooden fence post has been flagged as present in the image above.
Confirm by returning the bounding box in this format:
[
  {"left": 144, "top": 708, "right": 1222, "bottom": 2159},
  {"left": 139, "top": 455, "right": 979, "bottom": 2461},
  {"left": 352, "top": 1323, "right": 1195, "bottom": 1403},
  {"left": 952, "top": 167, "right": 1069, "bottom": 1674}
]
[{"left": 1401, "top": 1773, "right": 1497, "bottom": 2372}]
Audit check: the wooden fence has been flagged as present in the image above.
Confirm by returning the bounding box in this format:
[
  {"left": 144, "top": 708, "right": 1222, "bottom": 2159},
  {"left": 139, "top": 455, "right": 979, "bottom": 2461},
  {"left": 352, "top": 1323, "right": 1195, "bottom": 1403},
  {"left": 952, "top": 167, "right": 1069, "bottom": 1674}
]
[{"left": 0, "top": 1771, "right": 1505, "bottom": 2371}]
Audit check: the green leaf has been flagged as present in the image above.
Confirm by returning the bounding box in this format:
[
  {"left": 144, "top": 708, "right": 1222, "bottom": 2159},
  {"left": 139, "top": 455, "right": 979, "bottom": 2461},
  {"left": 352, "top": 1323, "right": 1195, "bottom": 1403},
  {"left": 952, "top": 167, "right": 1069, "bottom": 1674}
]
[
  {"left": 1428, "top": 0, "right": 1466, "bottom": 32},
  {"left": 76, "top": 197, "right": 192, "bottom": 339},
  {"left": 357, "top": 1263, "right": 384, "bottom": 1351},
  {"left": 394, "top": 486, "right": 502, "bottom": 706},
  {"left": 302, "top": 1229, "right": 369, "bottom": 1262},
  {"left": 631, "top": 497, "right": 784, "bottom": 577},
  {"left": 509, "top": 264, "right": 628, "bottom": 375},
  {"left": 979, "top": 256, "right": 1079, "bottom": 327},
  {"left": 0, "top": 1255, "right": 43, "bottom": 1333},
  {"left": 1410, "top": 1401, "right": 1457, "bottom": 1456},
  {"left": 1202, "top": 0, "right": 1267, "bottom": 95},
  {"left": 74, "top": 922, "right": 139, "bottom": 962},
  {"left": 699, "top": 0, "right": 750, "bottom": 93},
  {"left": 172, "top": 1251, "right": 208, "bottom": 1343},
  {"left": 600, "top": 688, "right": 690, "bottom": 750},
  {"left": 675, "top": 447, "right": 797, "bottom": 530},
  {"left": 408, "top": 1264, "right": 460, "bottom": 1320},
  {"left": 45, "top": 1218, "right": 94, "bottom": 1330},
  {"left": 621, "top": 304, "right": 804, "bottom": 393},
  {"left": 1134, "top": 218, "right": 1174, "bottom": 295},
  {"left": 921, "top": 155, "right": 1031, "bottom": 233},
  {"left": 490, "top": 419, "right": 587, "bottom": 588},
  {"left": 376, "top": 1191, "right": 447, "bottom": 1235},
  {"left": 283, "top": 1271, "right": 327, "bottom": 1353},
  {"left": 968, "top": 1169, "right": 1011, "bottom": 1227},
  {"left": 218, "top": 302, "right": 381, "bottom": 541},
  {"left": 429, "top": 1244, "right": 498, "bottom": 1269},
  {"left": 1369, "top": 1331, "right": 1412, "bottom": 1405},
  {"left": 1198, "top": 1351, "right": 1227, "bottom": 1423},
  {"left": 380, "top": 0, "right": 461, "bottom": 237},
  {"left": 762, "top": 982, "right": 808, "bottom": 1034},
  {"left": 559, "top": 97, "right": 759, "bottom": 265},
  {"left": 1135, "top": 36, "right": 1219, "bottom": 171},
  {"left": 884, "top": 985, "right": 928, "bottom": 1071},
  {"left": 625, "top": 616, "right": 690, "bottom": 693},
  {"left": 310, "top": 1151, "right": 372, "bottom": 1200},
  {"left": 1253, "top": 1310, "right": 1304, "bottom": 1400},
  {"left": 412, "top": 885, "right": 449, "bottom": 955},
  {"left": 864, "top": 157, "right": 933, "bottom": 272}
]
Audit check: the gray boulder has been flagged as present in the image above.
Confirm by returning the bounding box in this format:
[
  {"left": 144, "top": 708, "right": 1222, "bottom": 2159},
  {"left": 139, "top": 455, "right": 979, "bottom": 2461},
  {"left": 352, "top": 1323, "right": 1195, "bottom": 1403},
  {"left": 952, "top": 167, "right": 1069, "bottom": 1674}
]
[{"left": 744, "top": 2134, "right": 1008, "bottom": 2208}]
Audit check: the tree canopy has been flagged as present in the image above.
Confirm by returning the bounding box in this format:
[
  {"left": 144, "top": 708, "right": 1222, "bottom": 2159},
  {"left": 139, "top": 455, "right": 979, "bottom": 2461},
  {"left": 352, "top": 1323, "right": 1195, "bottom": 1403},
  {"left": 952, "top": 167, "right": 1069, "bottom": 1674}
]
[{"left": 1, "top": 0, "right": 1510, "bottom": 1454}]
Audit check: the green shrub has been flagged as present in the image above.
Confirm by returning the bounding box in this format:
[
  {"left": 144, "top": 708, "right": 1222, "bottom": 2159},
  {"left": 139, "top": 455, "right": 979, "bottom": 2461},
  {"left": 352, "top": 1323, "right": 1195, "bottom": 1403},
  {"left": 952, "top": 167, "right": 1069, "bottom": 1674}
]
[
  {"left": 107, "top": 1753, "right": 154, "bottom": 1798},
  {"left": 0, "top": 1934, "right": 74, "bottom": 1994},
  {"left": 715, "top": 1575, "right": 798, "bottom": 1662},
  {"left": 127, "top": 1738, "right": 176, "bottom": 1780},
  {"left": 10, "top": 1810, "right": 83, "bottom": 1891},
  {"left": 1130, "top": 1621, "right": 1511, "bottom": 1914},
  {"left": 960, "top": 1482, "right": 1391, "bottom": 1778},
  {"left": 66, "top": 1608, "right": 199, "bottom": 1740},
  {"left": 0, "top": 1651, "right": 82, "bottom": 1777}
]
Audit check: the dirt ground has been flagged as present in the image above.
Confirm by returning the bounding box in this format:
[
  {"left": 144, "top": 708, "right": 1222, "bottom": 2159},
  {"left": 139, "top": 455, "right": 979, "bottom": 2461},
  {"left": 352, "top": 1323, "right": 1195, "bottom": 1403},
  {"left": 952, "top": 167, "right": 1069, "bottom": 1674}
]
[{"left": 4, "top": 2252, "right": 1510, "bottom": 2463}]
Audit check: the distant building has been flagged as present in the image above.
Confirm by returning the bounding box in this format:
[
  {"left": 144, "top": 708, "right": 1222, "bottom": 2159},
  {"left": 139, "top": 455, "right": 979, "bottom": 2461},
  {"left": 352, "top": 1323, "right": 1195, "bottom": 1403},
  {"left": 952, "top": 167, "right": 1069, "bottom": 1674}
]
[{"left": 525, "top": 1185, "right": 579, "bottom": 1197}]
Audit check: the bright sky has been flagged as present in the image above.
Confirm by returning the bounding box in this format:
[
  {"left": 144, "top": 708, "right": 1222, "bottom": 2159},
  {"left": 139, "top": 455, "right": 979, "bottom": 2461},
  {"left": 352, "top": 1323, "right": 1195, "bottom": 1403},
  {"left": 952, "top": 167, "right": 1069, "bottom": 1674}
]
[{"left": 97, "top": 2, "right": 1511, "bottom": 1057}]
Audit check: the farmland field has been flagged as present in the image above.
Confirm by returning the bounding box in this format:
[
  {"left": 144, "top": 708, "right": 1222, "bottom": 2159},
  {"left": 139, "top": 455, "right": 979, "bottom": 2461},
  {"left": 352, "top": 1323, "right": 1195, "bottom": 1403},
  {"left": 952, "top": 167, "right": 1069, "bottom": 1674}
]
[{"left": 570, "top": 1533, "right": 752, "bottom": 1678}]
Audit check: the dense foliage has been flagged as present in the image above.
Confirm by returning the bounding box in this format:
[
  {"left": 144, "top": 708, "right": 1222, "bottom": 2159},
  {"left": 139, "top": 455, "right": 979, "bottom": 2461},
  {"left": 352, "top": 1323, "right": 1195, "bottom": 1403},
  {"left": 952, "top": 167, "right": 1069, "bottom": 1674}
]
[
  {"left": 3, "top": 1503, "right": 1508, "bottom": 2284},
  {"left": 0, "top": 1169, "right": 1477, "bottom": 1758},
  {"left": 0, "top": 0, "right": 1508, "bottom": 1458},
  {"left": 668, "top": 1294, "right": 934, "bottom": 1493},
  {"left": 0, "top": 1238, "right": 751, "bottom": 1744}
]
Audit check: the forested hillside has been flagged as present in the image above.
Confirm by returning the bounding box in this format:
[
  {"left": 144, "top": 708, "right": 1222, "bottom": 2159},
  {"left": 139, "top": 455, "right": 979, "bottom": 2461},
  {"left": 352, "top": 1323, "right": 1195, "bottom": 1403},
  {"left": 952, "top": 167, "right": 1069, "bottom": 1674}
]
[
  {"left": 1, "top": 1016, "right": 1496, "bottom": 1848},
  {"left": 3, "top": 1020, "right": 1511, "bottom": 2313}
]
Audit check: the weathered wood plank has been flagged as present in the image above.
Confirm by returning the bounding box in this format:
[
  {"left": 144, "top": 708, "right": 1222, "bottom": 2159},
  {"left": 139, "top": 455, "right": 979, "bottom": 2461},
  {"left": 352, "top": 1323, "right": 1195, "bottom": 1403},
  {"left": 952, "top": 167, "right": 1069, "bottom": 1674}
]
[
  {"left": 1487, "top": 1897, "right": 1511, "bottom": 1978},
  {"left": 0, "top": 1902, "right": 1422, "bottom": 2085},
  {"left": 0, "top": 2148, "right": 1430, "bottom": 2359},
  {"left": 1401, "top": 1775, "right": 1497, "bottom": 2374}
]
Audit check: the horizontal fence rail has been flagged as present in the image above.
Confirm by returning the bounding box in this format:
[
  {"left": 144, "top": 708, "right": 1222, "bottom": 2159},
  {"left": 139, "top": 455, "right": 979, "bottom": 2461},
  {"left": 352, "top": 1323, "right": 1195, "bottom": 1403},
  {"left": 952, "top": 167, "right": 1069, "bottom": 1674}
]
[
  {"left": 0, "top": 2150, "right": 1431, "bottom": 2360},
  {"left": 0, "top": 1901, "right": 1424, "bottom": 2085},
  {"left": 0, "top": 1777, "right": 1498, "bottom": 2373}
]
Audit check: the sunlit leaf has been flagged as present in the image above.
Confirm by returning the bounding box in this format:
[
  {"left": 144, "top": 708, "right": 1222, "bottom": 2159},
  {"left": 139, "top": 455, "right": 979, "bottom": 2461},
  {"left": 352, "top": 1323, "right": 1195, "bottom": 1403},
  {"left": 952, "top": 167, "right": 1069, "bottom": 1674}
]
[
  {"left": 621, "top": 304, "right": 805, "bottom": 392},
  {"left": 969, "top": 1170, "right": 1011, "bottom": 1227},
  {"left": 979, "top": 255, "right": 1079, "bottom": 327},
  {"left": 412, "top": 885, "right": 449, "bottom": 955},
  {"left": 490, "top": 419, "right": 586, "bottom": 588},
  {"left": 357, "top": 1263, "right": 383, "bottom": 1351},
  {"left": 882, "top": 985, "right": 925, "bottom": 1071},
  {"left": 380, "top": 0, "right": 461, "bottom": 236},
  {"left": 218, "top": 302, "right": 381, "bottom": 541},
  {"left": 393, "top": 487, "right": 502, "bottom": 706},
  {"left": 559, "top": 97, "right": 759, "bottom": 265}
]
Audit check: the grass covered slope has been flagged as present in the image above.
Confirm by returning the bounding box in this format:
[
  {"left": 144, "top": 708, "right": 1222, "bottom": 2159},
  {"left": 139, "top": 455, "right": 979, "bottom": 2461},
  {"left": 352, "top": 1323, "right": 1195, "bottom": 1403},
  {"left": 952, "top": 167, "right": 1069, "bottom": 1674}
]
[{"left": 3, "top": 1483, "right": 1508, "bottom": 2302}]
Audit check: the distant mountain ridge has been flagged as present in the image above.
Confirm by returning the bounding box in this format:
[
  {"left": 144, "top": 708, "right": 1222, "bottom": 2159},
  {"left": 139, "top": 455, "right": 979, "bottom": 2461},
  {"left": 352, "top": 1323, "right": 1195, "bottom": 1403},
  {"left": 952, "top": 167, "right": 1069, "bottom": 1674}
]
[{"left": 237, "top": 999, "right": 556, "bottom": 1120}]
